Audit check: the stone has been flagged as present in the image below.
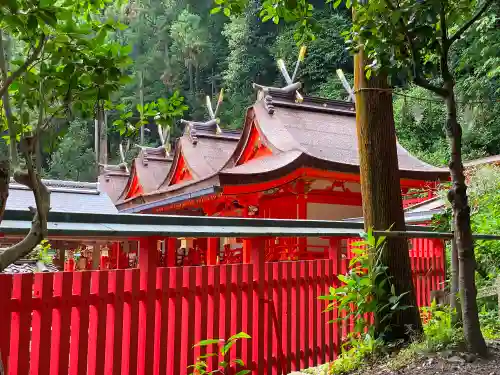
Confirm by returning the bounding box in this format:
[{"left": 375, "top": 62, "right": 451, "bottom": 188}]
[
  {"left": 439, "top": 349, "right": 454, "bottom": 359},
  {"left": 447, "top": 356, "right": 465, "bottom": 364},
  {"left": 462, "top": 353, "right": 477, "bottom": 363}
]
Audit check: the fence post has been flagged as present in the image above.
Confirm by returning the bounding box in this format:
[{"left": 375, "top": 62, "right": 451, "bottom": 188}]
[
  {"left": 138, "top": 237, "right": 158, "bottom": 375},
  {"left": 497, "top": 277, "right": 500, "bottom": 319},
  {"left": 243, "top": 239, "right": 252, "bottom": 264},
  {"left": 207, "top": 238, "right": 219, "bottom": 265},
  {"left": 166, "top": 237, "right": 177, "bottom": 267},
  {"left": 250, "top": 237, "right": 266, "bottom": 374},
  {"left": 0, "top": 275, "right": 13, "bottom": 375}
]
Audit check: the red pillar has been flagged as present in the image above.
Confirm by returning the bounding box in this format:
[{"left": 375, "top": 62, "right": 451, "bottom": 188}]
[
  {"left": 137, "top": 237, "right": 158, "bottom": 375},
  {"left": 207, "top": 238, "right": 219, "bottom": 265},
  {"left": 329, "top": 238, "right": 342, "bottom": 276},
  {"left": 166, "top": 237, "right": 177, "bottom": 267},
  {"left": 243, "top": 239, "right": 252, "bottom": 264},
  {"left": 250, "top": 237, "right": 266, "bottom": 374},
  {"left": 297, "top": 183, "right": 308, "bottom": 258}
]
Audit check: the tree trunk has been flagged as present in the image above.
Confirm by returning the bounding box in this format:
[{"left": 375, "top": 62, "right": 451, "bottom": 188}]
[
  {"left": 0, "top": 160, "right": 9, "bottom": 222},
  {"left": 444, "top": 83, "right": 487, "bottom": 356},
  {"left": 450, "top": 237, "right": 462, "bottom": 325},
  {"left": 354, "top": 48, "right": 422, "bottom": 340},
  {"left": 139, "top": 71, "right": 145, "bottom": 145},
  {"left": 98, "top": 104, "right": 107, "bottom": 167}
]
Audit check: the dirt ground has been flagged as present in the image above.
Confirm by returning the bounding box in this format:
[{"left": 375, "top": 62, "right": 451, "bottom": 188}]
[{"left": 291, "top": 340, "right": 500, "bottom": 375}]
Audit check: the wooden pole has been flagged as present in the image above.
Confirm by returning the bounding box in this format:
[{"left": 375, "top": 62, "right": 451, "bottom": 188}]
[
  {"left": 139, "top": 71, "right": 145, "bottom": 145},
  {"left": 353, "top": 40, "right": 422, "bottom": 337},
  {"left": 207, "top": 238, "right": 219, "bottom": 265}
]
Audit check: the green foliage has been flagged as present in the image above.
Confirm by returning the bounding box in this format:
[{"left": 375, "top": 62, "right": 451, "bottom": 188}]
[
  {"left": 189, "top": 332, "right": 251, "bottom": 375},
  {"left": 319, "top": 229, "right": 411, "bottom": 340},
  {"left": 434, "top": 166, "right": 500, "bottom": 280},
  {"left": 479, "top": 306, "right": 500, "bottom": 339},
  {"left": 468, "top": 166, "right": 500, "bottom": 279},
  {"left": 35, "top": 240, "right": 52, "bottom": 265},
  {"left": 420, "top": 301, "right": 464, "bottom": 352},
  {"left": 272, "top": 11, "right": 352, "bottom": 93},
  {"left": 112, "top": 91, "right": 188, "bottom": 137},
  {"left": 327, "top": 334, "right": 381, "bottom": 374},
  {"left": 47, "top": 119, "right": 96, "bottom": 182}
]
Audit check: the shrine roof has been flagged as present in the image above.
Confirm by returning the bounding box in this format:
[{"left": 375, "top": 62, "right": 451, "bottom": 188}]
[
  {"left": 220, "top": 92, "right": 449, "bottom": 183},
  {"left": 157, "top": 120, "right": 240, "bottom": 189},
  {"left": 118, "top": 147, "right": 173, "bottom": 201},
  {"left": 98, "top": 165, "right": 129, "bottom": 203},
  {"left": 464, "top": 154, "right": 500, "bottom": 167},
  {"left": 116, "top": 90, "right": 448, "bottom": 213},
  {"left": 8, "top": 179, "right": 118, "bottom": 215}
]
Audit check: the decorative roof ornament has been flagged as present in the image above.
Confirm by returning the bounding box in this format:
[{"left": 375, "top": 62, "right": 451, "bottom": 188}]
[
  {"left": 336, "top": 69, "right": 356, "bottom": 104},
  {"left": 205, "top": 89, "right": 224, "bottom": 134},
  {"left": 157, "top": 122, "right": 172, "bottom": 157},
  {"left": 99, "top": 140, "right": 130, "bottom": 173},
  {"left": 253, "top": 45, "right": 307, "bottom": 114},
  {"left": 188, "top": 124, "right": 198, "bottom": 145},
  {"left": 179, "top": 88, "right": 228, "bottom": 143}
]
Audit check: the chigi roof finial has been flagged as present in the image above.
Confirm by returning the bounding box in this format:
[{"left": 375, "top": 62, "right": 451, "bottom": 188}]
[{"left": 252, "top": 45, "right": 308, "bottom": 114}]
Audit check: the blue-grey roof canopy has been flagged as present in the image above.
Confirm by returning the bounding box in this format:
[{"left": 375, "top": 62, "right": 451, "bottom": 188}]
[{"left": 7, "top": 179, "right": 118, "bottom": 215}]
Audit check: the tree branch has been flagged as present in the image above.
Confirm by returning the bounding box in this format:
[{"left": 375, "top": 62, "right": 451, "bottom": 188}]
[
  {"left": 414, "top": 76, "right": 448, "bottom": 97},
  {"left": 0, "top": 33, "right": 46, "bottom": 98},
  {"left": 0, "top": 160, "right": 9, "bottom": 222},
  {"left": 449, "top": 0, "right": 494, "bottom": 45},
  {"left": 0, "top": 31, "right": 50, "bottom": 271},
  {"left": 0, "top": 139, "right": 51, "bottom": 272},
  {"left": 382, "top": 0, "right": 448, "bottom": 97}
]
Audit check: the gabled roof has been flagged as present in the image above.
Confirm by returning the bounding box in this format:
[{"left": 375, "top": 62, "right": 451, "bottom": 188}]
[
  {"left": 159, "top": 120, "right": 240, "bottom": 189},
  {"left": 117, "top": 90, "right": 449, "bottom": 213},
  {"left": 116, "top": 120, "right": 240, "bottom": 211},
  {"left": 8, "top": 179, "right": 118, "bottom": 214},
  {"left": 464, "top": 155, "right": 500, "bottom": 168},
  {"left": 218, "top": 91, "right": 449, "bottom": 185},
  {"left": 98, "top": 164, "right": 129, "bottom": 203},
  {"left": 119, "top": 147, "right": 173, "bottom": 201}
]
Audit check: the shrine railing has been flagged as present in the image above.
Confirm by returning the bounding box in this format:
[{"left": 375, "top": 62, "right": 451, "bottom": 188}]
[{"left": 1, "top": 212, "right": 498, "bottom": 375}]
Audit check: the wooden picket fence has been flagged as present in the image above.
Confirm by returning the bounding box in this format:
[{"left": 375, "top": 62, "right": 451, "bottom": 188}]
[{"left": 0, "top": 239, "right": 445, "bottom": 375}]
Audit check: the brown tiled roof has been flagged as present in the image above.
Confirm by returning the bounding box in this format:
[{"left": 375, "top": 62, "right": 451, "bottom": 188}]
[
  {"left": 118, "top": 147, "right": 173, "bottom": 201},
  {"left": 117, "top": 91, "right": 449, "bottom": 212},
  {"left": 98, "top": 165, "right": 129, "bottom": 203},
  {"left": 158, "top": 121, "right": 240, "bottom": 189},
  {"left": 464, "top": 155, "right": 500, "bottom": 167},
  {"left": 220, "top": 92, "right": 449, "bottom": 183}
]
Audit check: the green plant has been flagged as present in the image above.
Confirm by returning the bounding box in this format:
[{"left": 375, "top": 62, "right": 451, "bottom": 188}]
[
  {"left": 36, "top": 240, "right": 52, "bottom": 265},
  {"left": 318, "top": 230, "right": 412, "bottom": 374},
  {"left": 319, "top": 229, "right": 411, "bottom": 340},
  {"left": 327, "top": 334, "right": 381, "bottom": 375},
  {"left": 420, "top": 301, "right": 464, "bottom": 352},
  {"left": 479, "top": 306, "right": 500, "bottom": 339},
  {"left": 188, "top": 332, "right": 251, "bottom": 375}
]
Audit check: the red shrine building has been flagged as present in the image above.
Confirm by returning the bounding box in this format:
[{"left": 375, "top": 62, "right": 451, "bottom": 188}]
[{"left": 99, "top": 87, "right": 449, "bottom": 264}]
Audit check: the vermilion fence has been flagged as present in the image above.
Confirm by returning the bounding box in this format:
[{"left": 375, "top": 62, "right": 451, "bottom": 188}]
[{"left": 0, "top": 238, "right": 445, "bottom": 375}]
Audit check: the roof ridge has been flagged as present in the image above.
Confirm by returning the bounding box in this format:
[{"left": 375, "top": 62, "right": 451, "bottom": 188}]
[{"left": 10, "top": 178, "right": 98, "bottom": 190}]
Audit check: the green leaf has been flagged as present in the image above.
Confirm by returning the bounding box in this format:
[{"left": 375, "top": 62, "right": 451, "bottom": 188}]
[
  {"left": 223, "top": 7, "right": 230, "bottom": 16},
  {"left": 236, "top": 371, "right": 251, "bottom": 375},
  {"left": 231, "top": 359, "right": 245, "bottom": 366},
  {"left": 228, "top": 332, "right": 251, "bottom": 341},
  {"left": 210, "top": 7, "right": 222, "bottom": 14},
  {"left": 194, "top": 339, "right": 222, "bottom": 347}
]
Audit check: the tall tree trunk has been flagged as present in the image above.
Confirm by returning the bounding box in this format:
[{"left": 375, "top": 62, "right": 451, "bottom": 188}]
[
  {"left": 450, "top": 237, "right": 462, "bottom": 325},
  {"left": 139, "top": 71, "right": 145, "bottom": 145},
  {"left": 98, "top": 104, "right": 107, "bottom": 167},
  {"left": 444, "top": 82, "right": 487, "bottom": 355},
  {"left": 354, "top": 48, "right": 422, "bottom": 340}
]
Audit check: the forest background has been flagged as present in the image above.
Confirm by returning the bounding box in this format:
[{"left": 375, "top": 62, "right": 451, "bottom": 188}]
[{"left": 6, "top": 0, "right": 498, "bottom": 182}]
